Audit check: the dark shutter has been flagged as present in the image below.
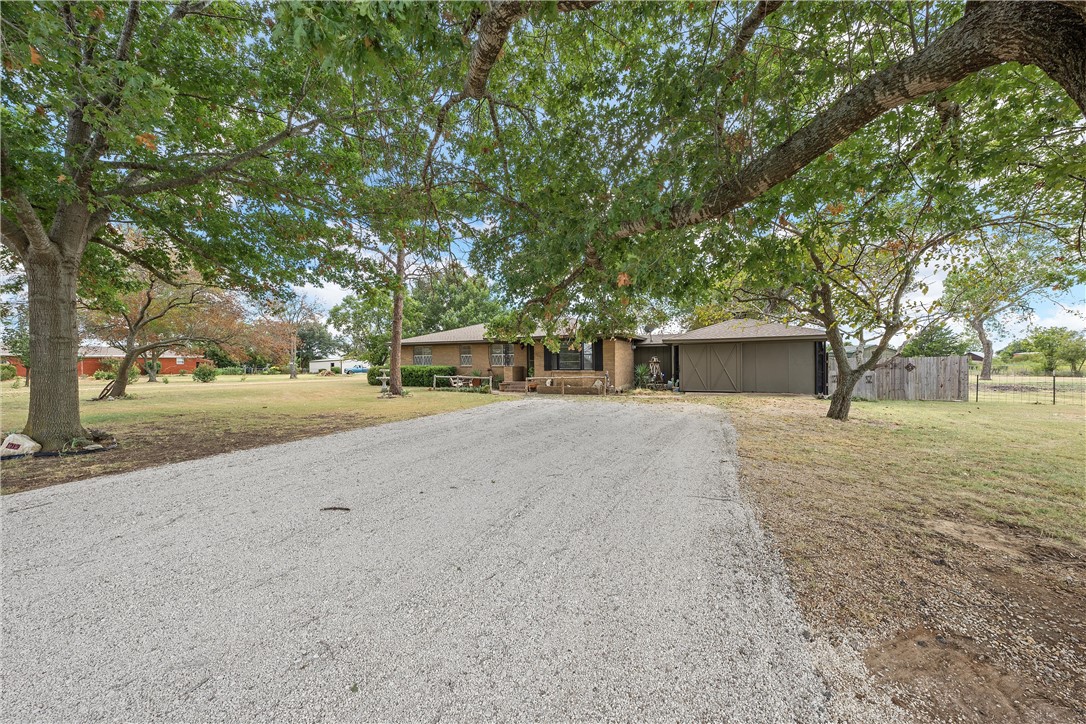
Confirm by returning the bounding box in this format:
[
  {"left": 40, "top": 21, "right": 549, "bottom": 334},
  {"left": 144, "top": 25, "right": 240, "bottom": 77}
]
[
  {"left": 543, "top": 346, "right": 553, "bottom": 371},
  {"left": 592, "top": 339, "right": 603, "bottom": 371}
]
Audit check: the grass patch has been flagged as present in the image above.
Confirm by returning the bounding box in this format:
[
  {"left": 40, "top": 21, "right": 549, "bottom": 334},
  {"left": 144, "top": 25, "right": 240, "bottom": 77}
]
[{"left": 0, "top": 375, "right": 502, "bottom": 493}]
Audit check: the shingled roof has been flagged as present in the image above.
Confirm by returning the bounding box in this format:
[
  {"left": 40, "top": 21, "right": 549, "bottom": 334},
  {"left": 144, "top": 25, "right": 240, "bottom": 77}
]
[
  {"left": 664, "top": 319, "right": 826, "bottom": 343},
  {"left": 400, "top": 324, "right": 493, "bottom": 345},
  {"left": 400, "top": 323, "right": 644, "bottom": 345}
]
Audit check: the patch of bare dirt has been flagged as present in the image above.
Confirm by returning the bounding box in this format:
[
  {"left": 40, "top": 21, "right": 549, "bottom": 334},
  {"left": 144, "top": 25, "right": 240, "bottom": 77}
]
[
  {"left": 730, "top": 432, "right": 1085, "bottom": 722},
  {"left": 0, "top": 417, "right": 359, "bottom": 494}
]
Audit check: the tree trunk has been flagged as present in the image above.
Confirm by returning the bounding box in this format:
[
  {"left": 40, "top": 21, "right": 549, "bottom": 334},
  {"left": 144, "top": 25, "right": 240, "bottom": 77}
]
[
  {"left": 289, "top": 331, "right": 298, "bottom": 379},
  {"left": 106, "top": 352, "right": 138, "bottom": 398},
  {"left": 146, "top": 350, "right": 160, "bottom": 382},
  {"left": 971, "top": 318, "right": 994, "bottom": 380},
  {"left": 827, "top": 370, "right": 863, "bottom": 421},
  {"left": 388, "top": 245, "right": 407, "bottom": 396},
  {"left": 22, "top": 251, "right": 85, "bottom": 451}
]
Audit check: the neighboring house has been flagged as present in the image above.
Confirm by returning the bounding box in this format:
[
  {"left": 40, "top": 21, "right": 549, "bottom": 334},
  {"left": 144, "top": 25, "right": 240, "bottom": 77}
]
[
  {"left": 399, "top": 323, "right": 638, "bottom": 391},
  {"left": 663, "top": 320, "right": 828, "bottom": 394},
  {"left": 309, "top": 357, "right": 366, "bottom": 373},
  {"left": 966, "top": 352, "right": 984, "bottom": 362},
  {"left": 399, "top": 319, "right": 831, "bottom": 395},
  {"left": 1, "top": 346, "right": 205, "bottom": 377}
]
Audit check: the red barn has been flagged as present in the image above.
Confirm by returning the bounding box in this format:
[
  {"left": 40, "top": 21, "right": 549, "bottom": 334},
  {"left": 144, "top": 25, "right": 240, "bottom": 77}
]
[{"left": 1, "top": 346, "right": 206, "bottom": 378}]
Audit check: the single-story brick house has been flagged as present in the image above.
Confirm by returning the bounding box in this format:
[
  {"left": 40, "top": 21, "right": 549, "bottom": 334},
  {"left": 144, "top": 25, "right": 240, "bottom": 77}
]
[
  {"left": 400, "top": 319, "right": 829, "bottom": 394},
  {"left": 1, "top": 345, "right": 206, "bottom": 378},
  {"left": 399, "top": 323, "right": 638, "bottom": 391}
]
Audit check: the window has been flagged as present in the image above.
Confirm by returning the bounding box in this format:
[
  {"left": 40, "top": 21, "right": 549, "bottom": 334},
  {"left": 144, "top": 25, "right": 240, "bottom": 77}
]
[
  {"left": 413, "top": 346, "right": 432, "bottom": 365},
  {"left": 459, "top": 345, "right": 472, "bottom": 367},
  {"left": 176, "top": 358, "right": 184, "bottom": 364},
  {"left": 490, "top": 343, "right": 515, "bottom": 367},
  {"left": 558, "top": 341, "right": 593, "bottom": 370}
]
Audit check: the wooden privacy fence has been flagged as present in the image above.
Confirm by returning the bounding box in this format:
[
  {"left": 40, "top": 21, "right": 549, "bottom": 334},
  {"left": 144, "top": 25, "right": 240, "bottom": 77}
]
[{"left": 828, "top": 355, "right": 970, "bottom": 401}]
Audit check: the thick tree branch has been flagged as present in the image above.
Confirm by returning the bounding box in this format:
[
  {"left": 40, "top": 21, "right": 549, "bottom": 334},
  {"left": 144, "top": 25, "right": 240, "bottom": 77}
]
[
  {"left": 109, "top": 118, "right": 322, "bottom": 197},
  {"left": 613, "top": 1, "right": 1086, "bottom": 241}
]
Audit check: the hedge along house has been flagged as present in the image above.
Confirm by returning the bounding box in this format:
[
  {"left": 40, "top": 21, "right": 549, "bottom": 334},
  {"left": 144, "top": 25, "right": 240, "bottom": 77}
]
[
  {"left": 399, "top": 323, "right": 639, "bottom": 391},
  {"left": 664, "top": 320, "right": 829, "bottom": 394}
]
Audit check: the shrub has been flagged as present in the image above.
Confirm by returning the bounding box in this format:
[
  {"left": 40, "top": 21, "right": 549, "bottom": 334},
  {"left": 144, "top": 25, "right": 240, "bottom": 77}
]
[
  {"left": 140, "top": 360, "right": 161, "bottom": 375},
  {"left": 192, "top": 364, "right": 218, "bottom": 383},
  {"left": 634, "top": 363, "right": 651, "bottom": 388},
  {"left": 264, "top": 365, "right": 282, "bottom": 375},
  {"left": 162, "top": 377, "right": 169, "bottom": 384},
  {"left": 217, "top": 366, "right": 245, "bottom": 375},
  {"left": 367, "top": 365, "right": 457, "bottom": 386},
  {"left": 0, "top": 363, "right": 16, "bottom": 381}
]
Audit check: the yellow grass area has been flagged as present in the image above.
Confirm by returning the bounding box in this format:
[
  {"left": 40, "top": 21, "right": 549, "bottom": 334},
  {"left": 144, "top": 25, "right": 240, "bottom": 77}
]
[{"left": 0, "top": 375, "right": 503, "bottom": 492}]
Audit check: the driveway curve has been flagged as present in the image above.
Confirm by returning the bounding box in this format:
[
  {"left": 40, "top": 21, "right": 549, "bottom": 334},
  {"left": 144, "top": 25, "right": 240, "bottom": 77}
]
[{"left": 3, "top": 398, "right": 830, "bottom": 722}]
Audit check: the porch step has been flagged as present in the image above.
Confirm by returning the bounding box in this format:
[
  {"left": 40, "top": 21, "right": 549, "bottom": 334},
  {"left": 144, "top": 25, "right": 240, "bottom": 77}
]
[{"left": 499, "top": 381, "right": 530, "bottom": 392}]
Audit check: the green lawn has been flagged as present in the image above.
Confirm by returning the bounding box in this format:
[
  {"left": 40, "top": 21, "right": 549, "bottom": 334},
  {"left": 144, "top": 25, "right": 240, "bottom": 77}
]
[{"left": 0, "top": 375, "right": 503, "bottom": 492}]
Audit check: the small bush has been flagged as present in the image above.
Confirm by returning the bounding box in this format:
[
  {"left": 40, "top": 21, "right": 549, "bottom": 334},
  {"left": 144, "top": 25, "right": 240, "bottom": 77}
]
[
  {"left": 11, "top": 377, "right": 22, "bottom": 389},
  {"left": 178, "top": 369, "right": 187, "bottom": 376},
  {"left": 162, "top": 377, "right": 169, "bottom": 384},
  {"left": 1, "top": 363, "right": 17, "bottom": 381},
  {"left": 264, "top": 365, "right": 282, "bottom": 375},
  {"left": 217, "top": 366, "right": 245, "bottom": 375},
  {"left": 192, "top": 364, "right": 218, "bottom": 383},
  {"left": 140, "top": 360, "right": 161, "bottom": 375}
]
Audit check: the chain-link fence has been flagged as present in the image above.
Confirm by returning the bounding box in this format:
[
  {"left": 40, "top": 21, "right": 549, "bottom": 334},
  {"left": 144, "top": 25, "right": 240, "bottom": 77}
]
[{"left": 973, "top": 373, "right": 1086, "bottom": 405}]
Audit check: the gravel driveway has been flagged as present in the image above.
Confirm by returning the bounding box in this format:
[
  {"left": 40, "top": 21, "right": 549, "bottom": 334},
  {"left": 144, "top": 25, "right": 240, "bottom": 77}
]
[{"left": 3, "top": 398, "right": 833, "bottom": 721}]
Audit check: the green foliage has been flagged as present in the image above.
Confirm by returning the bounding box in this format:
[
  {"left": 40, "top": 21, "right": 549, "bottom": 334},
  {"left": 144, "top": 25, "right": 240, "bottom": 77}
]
[
  {"left": 634, "top": 363, "right": 651, "bottom": 389},
  {"left": 204, "top": 345, "right": 240, "bottom": 369},
  {"left": 296, "top": 321, "right": 340, "bottom": 369},
  {"left": 940, "top": 232, "right": 1086, "bottom": 341},
  {"left": 0, "top": 363, "right": 17, "bottom": 381},
  {"left": 264, "top": 366, "right": 283, "bottom": 375},
  {"left": 192, "top": 364, "right": 218, "bottom": 383},
  {"left": 411, "top": 265, "right": 505, "bottom": 336},
  {"left": 1028, "top": 327, "right": 1086, "bottom": 374},
  {"left": 140, "top": 360, "right": 161, "bottom": 375},
  {"left": 93, "top": 359, "right": 139, "bottom": 382},
  {"left": 367, "top": 365, "right": 456, "bottom": 387},
  {"left": 1, "top": 2, "right": 360, "bottom": 302},
  {"left": 901, "top": 323, "right": 972, "bottom": 358},
  {"left": 217, "top": 366, "right": 246, "bottom": 376},
  {"left": 330, "top": 290, "right": 396, "bottom": 367}
]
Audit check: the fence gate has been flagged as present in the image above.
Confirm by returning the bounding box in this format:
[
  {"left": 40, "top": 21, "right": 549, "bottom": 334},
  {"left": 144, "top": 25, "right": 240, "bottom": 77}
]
[{"left": 827, "top": 355, "right": 969, "bottom": 401}]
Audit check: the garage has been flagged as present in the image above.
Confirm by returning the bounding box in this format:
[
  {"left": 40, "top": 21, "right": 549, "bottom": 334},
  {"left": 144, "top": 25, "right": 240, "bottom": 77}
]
[{"left": 667, "top": 320, "right": 828, "bottom": 395}]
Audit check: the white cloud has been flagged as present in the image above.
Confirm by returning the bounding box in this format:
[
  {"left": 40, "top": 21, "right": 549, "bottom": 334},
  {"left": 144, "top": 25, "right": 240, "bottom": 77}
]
[{"left": 294, "top": 282, "right": 350, "bottom": 314}]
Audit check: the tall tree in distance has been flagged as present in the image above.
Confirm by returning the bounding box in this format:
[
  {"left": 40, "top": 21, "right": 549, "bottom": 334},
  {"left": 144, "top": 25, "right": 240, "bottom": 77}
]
[
  {"left": 259, "top": 294, "right": 321, "bottom": 380},
  {"left": 81, "top": 271, "right": 245, "bottom": 398},
  {"left": 940, "top": 232, "right": 1085, "bottom": 379}
]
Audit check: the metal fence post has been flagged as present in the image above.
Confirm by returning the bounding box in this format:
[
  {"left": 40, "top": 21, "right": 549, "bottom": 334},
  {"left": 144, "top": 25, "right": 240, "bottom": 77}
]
[
  {"left": 975, "top": 374, "right": 979, "bottom": 403},
  {"left": 1053, "top": 374, "right": 1057, "bottom": 405}
]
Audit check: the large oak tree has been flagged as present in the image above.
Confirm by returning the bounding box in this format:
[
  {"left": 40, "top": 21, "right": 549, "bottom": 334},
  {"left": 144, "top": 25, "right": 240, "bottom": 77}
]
[{"left": 1, "top": 1, "right": 354, "bottom": 450}]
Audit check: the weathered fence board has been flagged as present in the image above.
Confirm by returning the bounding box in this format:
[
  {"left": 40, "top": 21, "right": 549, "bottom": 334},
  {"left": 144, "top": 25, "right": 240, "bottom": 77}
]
[{"left": 828, "top": 355, "right": 969, "bottom": 401}]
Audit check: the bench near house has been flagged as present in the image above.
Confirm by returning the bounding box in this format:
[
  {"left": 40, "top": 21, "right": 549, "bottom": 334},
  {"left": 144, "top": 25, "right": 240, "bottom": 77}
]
[{"left": 400, "top": 319, "right": 829, "bottom": 395}]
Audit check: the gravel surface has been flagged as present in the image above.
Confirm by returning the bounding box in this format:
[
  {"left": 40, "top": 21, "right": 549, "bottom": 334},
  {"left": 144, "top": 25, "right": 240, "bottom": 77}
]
[{"left": 4, "top": 398, "right": 848, "bottom": 721}]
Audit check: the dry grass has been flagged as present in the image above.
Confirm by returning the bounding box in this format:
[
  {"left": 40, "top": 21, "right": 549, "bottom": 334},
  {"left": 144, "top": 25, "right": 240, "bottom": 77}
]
[
  {"left": 0, "top": 375, "right": 503, "bottom": 493},
  {"left": 640, "top": 394, "right": 1086, "bottom": 722}
]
